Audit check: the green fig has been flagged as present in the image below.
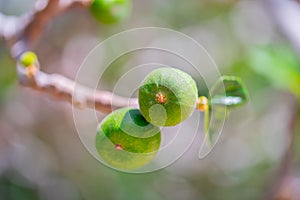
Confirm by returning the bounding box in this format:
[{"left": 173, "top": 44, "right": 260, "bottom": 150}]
[
  {"left": 138, "top": 67, "right": 198, "bottom": 126},
  {"left": 90, "top": 0, "right": 131, "bottom": 24},
  {"left": 95, "top": 107, "right": 161, "bottom": 170},
  {"left": 20, "top": 51, "right": 38, "bottom": 67}
]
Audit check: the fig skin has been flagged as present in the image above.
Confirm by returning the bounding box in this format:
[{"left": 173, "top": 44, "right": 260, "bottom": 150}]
[
  {"left": 138, "top": 67, "right": 198, "bottom": 127},
  {"left": 89, "top": 0, "right": 130, "bottom": 24},
  {"left": 95, "top": 108, "right": 161, "bottom": 170}
]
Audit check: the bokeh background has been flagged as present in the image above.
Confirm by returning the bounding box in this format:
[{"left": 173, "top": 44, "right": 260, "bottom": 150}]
[{"left": 1, "top": 0, "right": 300, "bottom": 199}]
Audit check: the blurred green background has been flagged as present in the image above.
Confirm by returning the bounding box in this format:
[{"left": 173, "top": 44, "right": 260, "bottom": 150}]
[{"left": 1, "top": 0, "right": 300, "bottom": 199}]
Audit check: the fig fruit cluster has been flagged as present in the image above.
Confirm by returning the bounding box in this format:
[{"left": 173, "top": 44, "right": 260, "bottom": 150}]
[{"left": 96, "top": 68, "right": 198, "bottom": 170}]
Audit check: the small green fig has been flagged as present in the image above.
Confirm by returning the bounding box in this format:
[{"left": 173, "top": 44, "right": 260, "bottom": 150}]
[
  {"left": 89, "top": 0, "right": 130, "bottom": 24},
  {"left": 138, "top": 67, "right": 198, "bottom": 127},
  {"left": 95, "top": 107, "right": 161, "bottom": 170},
  {"left": 20, "top": 51, "right": 38, "bottom": 67}
]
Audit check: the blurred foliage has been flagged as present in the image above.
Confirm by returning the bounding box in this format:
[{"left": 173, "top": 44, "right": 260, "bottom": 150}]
[
  {"left": 155, "top": 0, "right": 235, "bottom": 29},
  {"left": 0, "top": 175, "right": 38, "bottom": 200},
  {"left": 0, "top": 47, "right": 16, "bottom": 103},
  {"left": 248, "top": 44, "right": 300, "bottom": 98}
]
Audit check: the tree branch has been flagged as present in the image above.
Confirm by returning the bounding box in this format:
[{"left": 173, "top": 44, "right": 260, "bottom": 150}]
[
  {"left": 0, "top": 0, "right": 139, "bottom": 114},
  {"left": 18, "top": 65, "right": 138, "bottom": 113},
  {"left": 20, "top": 0, "right": 92, "bottom": 50}
]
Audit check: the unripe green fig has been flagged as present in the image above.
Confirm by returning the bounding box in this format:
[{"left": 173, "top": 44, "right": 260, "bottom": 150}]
[
  {"left": 95, "top": 107, "right": 161, "bottom": 170},
  {"left": 20, "top": 51, "right": 38, "bottom": 67},
  {"left": 138, "top": 68, "right": 198, "bottom": 126},
  {"left": 90, "top": 0, "right": 130, "bottom": 24}
]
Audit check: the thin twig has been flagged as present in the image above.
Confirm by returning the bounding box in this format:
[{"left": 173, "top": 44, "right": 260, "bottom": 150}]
[
  {"left": 20, "top": 0, "right": 92, "bottom": 50},
  {"left": 18, "top": 65, "right": 138, "bottom": 113},
  {"left": 0, "top": 0, "right": 139, "bottom": 114}
]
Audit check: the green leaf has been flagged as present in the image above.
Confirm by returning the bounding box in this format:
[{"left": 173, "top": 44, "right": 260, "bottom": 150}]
[
  {"left": 210, "top": 76, "right": 249, "bottom": 108},
  {"left": 199, "top": 76, "right": 248, "bottom": 158}
]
